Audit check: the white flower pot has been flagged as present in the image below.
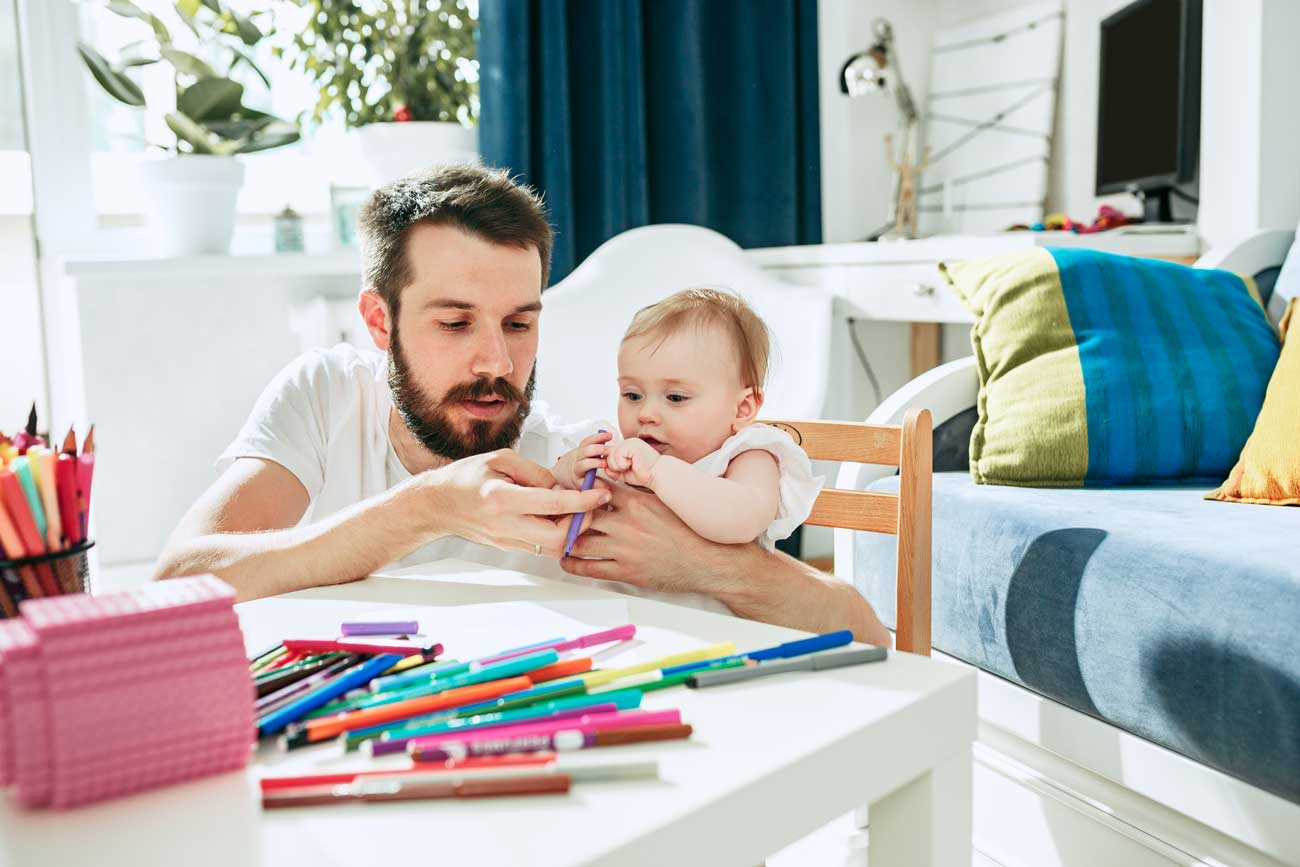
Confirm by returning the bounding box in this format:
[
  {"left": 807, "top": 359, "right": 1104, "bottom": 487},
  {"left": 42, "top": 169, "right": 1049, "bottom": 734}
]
[
  {"left": 357, "top": 121, "right": 479, "bottom": 185},
  {"left": 138, "top": 156, "right": 244, "bottom": 256}
]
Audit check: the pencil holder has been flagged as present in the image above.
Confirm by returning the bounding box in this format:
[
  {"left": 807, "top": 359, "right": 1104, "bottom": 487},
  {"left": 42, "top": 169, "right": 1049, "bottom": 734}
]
[{"left": 0, "top": 541, "right": 95, "bottom": 617}]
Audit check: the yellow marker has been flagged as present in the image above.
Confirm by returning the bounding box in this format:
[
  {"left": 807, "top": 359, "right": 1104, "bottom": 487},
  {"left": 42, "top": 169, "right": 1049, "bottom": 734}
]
[
  {"left": 581, "top": 642, "right": 736, "bottom": 688},
  {"left": 251, "top": 645, "right": 289, "bottom": 672},
  {"left": 384, "top": 654, "right": 434, "bottom": 675}
]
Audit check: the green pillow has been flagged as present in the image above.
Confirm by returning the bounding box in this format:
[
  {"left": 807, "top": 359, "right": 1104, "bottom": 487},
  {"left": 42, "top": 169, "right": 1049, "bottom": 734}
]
[{"left": 941, "top": 247, "right": 1280, "bottom": 486}]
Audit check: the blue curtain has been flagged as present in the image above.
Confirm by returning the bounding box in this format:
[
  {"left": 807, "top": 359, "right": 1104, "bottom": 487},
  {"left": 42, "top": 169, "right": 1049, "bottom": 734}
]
[{"left": 478, "top": 0, "right": 823, "bottom": 283}]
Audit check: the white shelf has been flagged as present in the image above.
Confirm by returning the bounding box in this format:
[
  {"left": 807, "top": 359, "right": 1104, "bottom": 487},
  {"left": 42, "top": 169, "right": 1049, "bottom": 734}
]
[{"left": 61, "top": 248, "right": 363, "bottom": 281}]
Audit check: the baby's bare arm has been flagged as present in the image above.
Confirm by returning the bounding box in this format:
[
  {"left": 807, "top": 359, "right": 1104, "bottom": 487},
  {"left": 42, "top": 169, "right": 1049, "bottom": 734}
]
[{"left": 650, "top": 449, "right": 780, "bottom": 544}]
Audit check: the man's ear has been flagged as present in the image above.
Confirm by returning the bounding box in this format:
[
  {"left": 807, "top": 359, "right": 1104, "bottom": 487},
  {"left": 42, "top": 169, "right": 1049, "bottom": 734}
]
[
  {"left": 732, "top": 387, "right": 763, "bottom": 433},
  {"left": 359, "top": 288, "right": 393, "bottom": 351}
]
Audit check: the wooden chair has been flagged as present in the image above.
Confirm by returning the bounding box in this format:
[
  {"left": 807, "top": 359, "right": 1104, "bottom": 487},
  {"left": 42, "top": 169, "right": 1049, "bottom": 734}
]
[{"left": 764, "top": 409, "right": 933, "bottom": 655}]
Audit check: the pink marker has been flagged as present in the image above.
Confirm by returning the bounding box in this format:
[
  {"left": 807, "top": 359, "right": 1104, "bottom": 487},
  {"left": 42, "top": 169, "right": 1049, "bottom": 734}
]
[
  {"left": 411, "top": 710, "right": 683, "bottom": 762},
  {"left": 283, "top": 637, "right": 441, "bottom": 658},
  {"left": 478, "top": 624, "right": 636, "bottom": 665},
  {"left": 406, "top": 709, "right": 681, "bottom": 755}
]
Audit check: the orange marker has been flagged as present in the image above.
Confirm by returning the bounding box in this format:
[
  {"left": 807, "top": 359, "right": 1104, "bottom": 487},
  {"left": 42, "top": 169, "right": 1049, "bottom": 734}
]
[
  {"left": 35, "top": 450, "right": 61, "bottom": 552},
  {"left": 304, "top": 675, "right": 533, "bottom": 743},
  {"left": 527, "top": 657, "right": 593, "bottom": 683}
]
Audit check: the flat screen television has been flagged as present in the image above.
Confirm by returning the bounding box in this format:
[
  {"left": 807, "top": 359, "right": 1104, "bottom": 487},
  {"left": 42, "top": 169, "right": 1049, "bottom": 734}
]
[{"left": 1095, "top": 0, "right": 1202, "bottom": 222}]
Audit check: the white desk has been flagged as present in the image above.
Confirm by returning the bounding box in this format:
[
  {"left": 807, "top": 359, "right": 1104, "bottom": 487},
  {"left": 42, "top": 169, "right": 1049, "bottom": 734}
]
[
  {"left": 0, "top": 562, "right": 976, "bottom": 867},
  {"left": 751, "top": 228, "right": 1203, "bottom": 377}
]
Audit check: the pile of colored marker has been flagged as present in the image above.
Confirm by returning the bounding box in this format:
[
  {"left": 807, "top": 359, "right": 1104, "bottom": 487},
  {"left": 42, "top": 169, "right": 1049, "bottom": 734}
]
[
  {"left": 0, "top": 575, "right": 253, "bottom": 809},
  {"left": 0, "top": 406, "right": 97, "bottom": 616},
  {"left": 255, "top": 621, "right": 887, "bottom": 808}
]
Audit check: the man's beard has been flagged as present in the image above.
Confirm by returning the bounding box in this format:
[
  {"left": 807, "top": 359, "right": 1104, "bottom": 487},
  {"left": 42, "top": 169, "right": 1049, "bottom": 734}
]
[{"left": 388, "top": 327, "right": 536, "bottom": 462}]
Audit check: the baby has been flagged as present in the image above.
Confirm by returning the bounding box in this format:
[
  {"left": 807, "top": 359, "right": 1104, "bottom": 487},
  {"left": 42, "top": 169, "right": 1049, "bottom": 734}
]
[{"left": 553, "top": 287, "right": 821, "bottom": 551}]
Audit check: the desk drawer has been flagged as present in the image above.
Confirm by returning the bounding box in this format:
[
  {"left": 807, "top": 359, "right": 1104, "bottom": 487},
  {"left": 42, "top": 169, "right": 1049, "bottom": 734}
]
[{"left": 766, "top": 262, "right": 973, "bottom": 324}]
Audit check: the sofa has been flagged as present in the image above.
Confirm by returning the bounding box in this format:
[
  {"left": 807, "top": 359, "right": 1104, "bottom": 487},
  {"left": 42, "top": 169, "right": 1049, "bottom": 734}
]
[{"left": 838, "top": 229, "right": 1300, "bottom": 867}]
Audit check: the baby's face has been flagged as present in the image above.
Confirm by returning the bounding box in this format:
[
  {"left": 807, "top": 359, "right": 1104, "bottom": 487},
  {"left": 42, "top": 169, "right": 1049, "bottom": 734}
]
[{"left": 617, "top": 326, "right": 752, "bottom": 464}]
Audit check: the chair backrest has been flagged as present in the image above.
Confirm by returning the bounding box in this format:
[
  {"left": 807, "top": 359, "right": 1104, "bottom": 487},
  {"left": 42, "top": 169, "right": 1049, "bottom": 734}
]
[
  {"left": 536, "top": 224, "right": 834, "bottom": 424},
  {"left": 766, "top": 410, "right": 934, "bottom": 656}
]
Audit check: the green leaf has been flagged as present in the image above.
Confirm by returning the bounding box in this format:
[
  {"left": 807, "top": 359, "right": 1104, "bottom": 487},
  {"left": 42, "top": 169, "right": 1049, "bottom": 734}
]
[
  {"left": 230, "top": 11, "right": 262, "bottom": 46},
  {"left": 228, "top": 48, "right": 271, "bottom": 89},
  {"left": 177, "top": 77, "right": 244, "bottom": 121},
  {"left": 165, "top": 111, "right": 213, "bottom": 153},
  {"left": 160, "top": 47, "right": 217, "bottom": 78},
  {"left": 165, "top": 111, "right": 241, "bottom": 155},
  {"left": 205, "top": 115, "right": 272, "bottom": 140},
  {"left": 118, "top": 56, "right": 160, "bottom": 68},
  {"left": 77, "top": 42, "right": 145, "bottom": 107},
  {"left": 174, "top": 1, "right": 202, "bottom": 37},
  {"left": 105, "top": 0, "right": 150, "bottom": 21},
  {"left": 200, "top": 0, "right": 223, "bottom": 12},
  {"left": 234, "top": 122, "right": 300, "bottom": 154}
]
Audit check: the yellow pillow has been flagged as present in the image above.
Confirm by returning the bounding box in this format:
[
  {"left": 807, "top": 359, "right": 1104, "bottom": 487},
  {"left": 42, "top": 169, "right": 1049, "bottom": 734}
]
[{"left": 1208, "top": 299, "right": 1300, "bottom": 505}]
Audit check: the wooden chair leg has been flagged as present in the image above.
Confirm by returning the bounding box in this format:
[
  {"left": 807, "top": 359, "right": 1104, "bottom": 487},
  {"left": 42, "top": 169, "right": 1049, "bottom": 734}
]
[{"left": 895, "top": 408, "right": 932, "bottom": 655}]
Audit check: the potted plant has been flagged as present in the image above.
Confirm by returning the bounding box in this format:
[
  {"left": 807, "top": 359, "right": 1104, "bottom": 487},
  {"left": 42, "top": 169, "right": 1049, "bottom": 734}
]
[
  {"left": 285, "top": 0, "right": 478, "bottom": 184},
  {"left": 78, "top": 0, "right": 299, "bottom": 255}
]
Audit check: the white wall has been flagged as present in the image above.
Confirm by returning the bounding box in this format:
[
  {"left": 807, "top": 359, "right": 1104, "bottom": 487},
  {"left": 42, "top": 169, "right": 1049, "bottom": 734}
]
[
  {"left": 1199, "top": 0, "right": 1300, "bottom": 249},
  {"left": 0, "top": 215, "right": 47, "bottom": 427}
]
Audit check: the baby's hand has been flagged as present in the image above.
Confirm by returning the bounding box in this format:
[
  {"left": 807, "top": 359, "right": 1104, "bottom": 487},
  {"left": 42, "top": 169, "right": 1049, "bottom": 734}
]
[
  {"left": 605, "top": 437, "right": 662, "bottom": 488},
  {"left": 559, "top": 431, "right": 612, "bottom": 488}
]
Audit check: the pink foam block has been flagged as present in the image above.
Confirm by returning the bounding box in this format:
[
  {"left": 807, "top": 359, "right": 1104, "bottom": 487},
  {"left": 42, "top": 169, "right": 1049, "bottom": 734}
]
[
  {"left": 1, "top": 574, "right": 256, "bottom": 809},
  {"left": 0, "top": 620, "right": 53, "bottom": 807},
  {"left": 19, "top": 575, "right": 236, "bottom": 636}
]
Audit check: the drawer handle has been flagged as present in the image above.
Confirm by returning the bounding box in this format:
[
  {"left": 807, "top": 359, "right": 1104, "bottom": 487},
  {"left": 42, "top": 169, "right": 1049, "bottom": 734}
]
[{"left": 914, "top": 283, "right": 936, "bottom": 297}]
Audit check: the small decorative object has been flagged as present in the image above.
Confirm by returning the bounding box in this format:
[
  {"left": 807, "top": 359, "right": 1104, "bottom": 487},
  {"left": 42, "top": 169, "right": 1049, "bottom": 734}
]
[
  {"left": 286, "top": 0, "right": 478, "bottom": 183},
  {"left": 329, "top": 186, "right": 369, "bottom": 250},
  {"left": 273, "top": 205, "right": 304, "bottom": 253},
  {"left": 839, "top": 19, "right": 923, "bottom": 239},
  {"left": 77, "top": 1, "right": 299, "bottom": 255}
]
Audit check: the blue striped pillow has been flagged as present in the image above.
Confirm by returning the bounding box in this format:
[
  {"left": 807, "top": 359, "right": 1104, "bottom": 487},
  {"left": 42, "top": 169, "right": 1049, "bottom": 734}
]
[{"left": 944, "top": 248, "right": 1281, "bottom": 486}]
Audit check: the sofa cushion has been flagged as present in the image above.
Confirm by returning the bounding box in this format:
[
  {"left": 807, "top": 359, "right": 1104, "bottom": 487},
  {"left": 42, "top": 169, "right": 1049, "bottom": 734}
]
[
  {"left": 1209, "top": 299, "right": 1300, "bottom": 505},
  {"left": 941, "top": 248, "right": 1281, "bottom": 487},
  {"left": 854, "top": 472, "right": 1300, "bottom": 802}
]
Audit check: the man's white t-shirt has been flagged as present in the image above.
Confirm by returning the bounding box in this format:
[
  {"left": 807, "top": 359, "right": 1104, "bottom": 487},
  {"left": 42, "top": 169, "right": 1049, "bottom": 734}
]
[{"left": 218, "top": 344, "right": 730, "bottom": 613}]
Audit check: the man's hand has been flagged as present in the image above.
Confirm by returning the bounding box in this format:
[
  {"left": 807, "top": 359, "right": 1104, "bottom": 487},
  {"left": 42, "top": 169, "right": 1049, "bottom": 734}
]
[
  {"left": 561, "top": 482, "right": 738, "bottom": 596},
  {"left": 562, "top": 481, "right": 891, "bottom": 645},
  {"left": 410, "top": 449, "right": 610, "bottom": 557},
  {"left": 605, "top": 437, "right": 662, "bottom": 488}
]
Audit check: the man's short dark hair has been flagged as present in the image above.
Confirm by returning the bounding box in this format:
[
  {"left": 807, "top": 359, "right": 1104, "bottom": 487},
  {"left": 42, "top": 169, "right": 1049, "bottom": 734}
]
[{"left": 358, "top": 163, "right": 553, "bottom": 316}]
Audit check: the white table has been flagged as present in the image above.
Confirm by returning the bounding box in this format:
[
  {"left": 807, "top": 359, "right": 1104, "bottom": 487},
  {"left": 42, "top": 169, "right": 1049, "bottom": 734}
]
[{"left": 1, "top": 561, "right": 975, "bottom": 867}]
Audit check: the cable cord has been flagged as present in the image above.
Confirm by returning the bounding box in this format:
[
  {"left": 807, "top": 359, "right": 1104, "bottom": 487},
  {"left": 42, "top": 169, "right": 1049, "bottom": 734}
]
[{"left": 846, "top": 317, "right": 884, "bottom": 407}]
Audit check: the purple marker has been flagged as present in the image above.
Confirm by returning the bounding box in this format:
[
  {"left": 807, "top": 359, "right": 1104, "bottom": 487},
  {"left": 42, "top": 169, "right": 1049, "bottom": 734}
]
[
  {"left": 341, "top": 620, "right": 419, "bottom": 637},
  {"left": 563, "top": 429, "right": 607, "bottom": 557}
]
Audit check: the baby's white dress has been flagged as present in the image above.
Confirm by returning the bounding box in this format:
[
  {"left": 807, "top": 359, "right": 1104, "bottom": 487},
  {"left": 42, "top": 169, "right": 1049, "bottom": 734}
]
[{"left": 689, "top": 423, "right": 824, "bottom": 551}]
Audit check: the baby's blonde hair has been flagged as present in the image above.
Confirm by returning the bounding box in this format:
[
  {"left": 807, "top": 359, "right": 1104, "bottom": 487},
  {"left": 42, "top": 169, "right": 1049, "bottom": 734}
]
[{"left": 622, "top": 288, "right": 771, "bottom": 393}]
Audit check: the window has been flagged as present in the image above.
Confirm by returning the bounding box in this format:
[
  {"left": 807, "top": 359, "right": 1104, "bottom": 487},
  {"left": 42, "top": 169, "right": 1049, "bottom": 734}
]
[
  {"left": 0, "top": 0, "right": 47, "bottom": 421},
  {"left": 75, "top": 1, "right": 368, "bottom": 222}
]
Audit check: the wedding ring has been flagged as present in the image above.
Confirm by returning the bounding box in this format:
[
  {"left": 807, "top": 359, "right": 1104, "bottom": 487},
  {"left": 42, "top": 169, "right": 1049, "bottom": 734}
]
[{"left": 534, "top": 543, "right": 543, "bottom": 557}]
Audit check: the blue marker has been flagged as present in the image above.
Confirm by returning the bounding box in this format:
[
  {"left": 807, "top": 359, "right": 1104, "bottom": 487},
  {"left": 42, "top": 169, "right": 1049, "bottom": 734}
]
[
  {"left": 257, "top": 653, "right": 403, "bottom": 736},
  {"left": 662, "top": 629, "right": 855, "bottom": 675},
  {"left": 563, "top": 429, "right": 608, "bottom": 557}
]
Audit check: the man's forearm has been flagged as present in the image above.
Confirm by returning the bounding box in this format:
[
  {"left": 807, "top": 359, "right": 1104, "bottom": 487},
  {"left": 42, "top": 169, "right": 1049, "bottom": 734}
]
[
  {"left": 712, "top": 548, "right": 892, "bottom": 647},
  {"left": 154, "top": 485, "right": 434, "bottom": 602}
]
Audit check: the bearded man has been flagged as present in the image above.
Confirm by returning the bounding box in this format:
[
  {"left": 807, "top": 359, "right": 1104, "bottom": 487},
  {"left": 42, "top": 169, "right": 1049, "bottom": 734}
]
[{"left": 155, "top": 164, "right": 888, "bottom": 646}]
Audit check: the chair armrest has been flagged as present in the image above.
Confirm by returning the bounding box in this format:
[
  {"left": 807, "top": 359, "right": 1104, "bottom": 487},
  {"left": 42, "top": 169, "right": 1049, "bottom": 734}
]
[{"left": 833, "top": 356, "right": 979, "bottom": 585}]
